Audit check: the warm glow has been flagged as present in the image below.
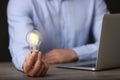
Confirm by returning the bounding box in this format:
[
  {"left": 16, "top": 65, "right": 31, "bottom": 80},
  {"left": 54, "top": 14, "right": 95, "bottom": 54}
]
[{"left": 28, "top": 32, "right": 40, "bottom": 46}]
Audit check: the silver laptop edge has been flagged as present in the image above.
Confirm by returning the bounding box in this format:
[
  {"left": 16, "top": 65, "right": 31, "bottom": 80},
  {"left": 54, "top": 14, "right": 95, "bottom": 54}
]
[
  {"left": 57, "top": 14, "right": 120, "bottom": 71},
  {"left": 96, "top": 14, "right": 120, "bottom": 70}
]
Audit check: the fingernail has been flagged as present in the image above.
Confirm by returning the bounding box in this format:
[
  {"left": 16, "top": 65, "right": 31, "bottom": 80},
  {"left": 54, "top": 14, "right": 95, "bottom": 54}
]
[{"left": 38, "top": 51, "right": 41, "bottom": 54}]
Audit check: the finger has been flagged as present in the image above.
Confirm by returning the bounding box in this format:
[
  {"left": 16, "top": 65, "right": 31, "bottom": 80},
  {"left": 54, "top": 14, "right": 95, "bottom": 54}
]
[
  {"left": 24, "top": 52, "right": 38, "bottom": 73},
  {"left": 44, "top": 53, "right": 55, "bottom": 62},
  {"left": 28, "top": 52, "right": 42, "bottom": 77},
  {"left": 23, "top": 52, "right": 34, "bottom": 73},
  {"left": 41, "top": 61, "right": 49, "bottom": 76},
  {"left": 37, "top": 60, "right": 49, "bottom": 77},
  {"left": 44, "top": 57, "right": 58, "bottom": 64},
  {"left": 28, "top": 51, "right": 38, "bottom": 66},
  {"left": 46, "top": 59, "right": 58, "bottom": 64},
  {"left": 36, "top": 61, "right": 45, "bottom": 77},
  {"left": 44, "top": 52, "right": 54, "bottom": 59}
]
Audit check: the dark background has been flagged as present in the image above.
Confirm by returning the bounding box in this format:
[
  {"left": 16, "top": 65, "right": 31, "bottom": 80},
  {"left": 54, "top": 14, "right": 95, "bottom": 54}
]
[{"left": 0, "top": 0, "right": 120, "bottom": 62}]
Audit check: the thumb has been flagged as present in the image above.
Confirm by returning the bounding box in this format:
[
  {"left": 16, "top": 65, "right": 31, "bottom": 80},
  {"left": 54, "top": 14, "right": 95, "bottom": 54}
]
[{"left": 38, "top": 51, "right": 42, "bottom": 61}]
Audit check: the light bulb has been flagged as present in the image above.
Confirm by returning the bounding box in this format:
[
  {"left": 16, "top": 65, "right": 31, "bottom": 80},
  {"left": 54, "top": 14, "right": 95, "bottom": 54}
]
[{"left": 27, "top": 30, "right": 42, "bottom": 51}]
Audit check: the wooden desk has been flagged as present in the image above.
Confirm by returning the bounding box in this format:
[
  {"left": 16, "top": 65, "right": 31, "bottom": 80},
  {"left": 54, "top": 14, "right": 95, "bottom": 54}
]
[{"left": 0, "top": 62, "right": 120, "bottom": 80}]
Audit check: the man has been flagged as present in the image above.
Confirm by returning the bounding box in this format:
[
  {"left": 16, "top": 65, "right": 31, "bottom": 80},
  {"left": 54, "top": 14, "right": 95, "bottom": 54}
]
[{"left": 7, "top": 0, "right": 109, "bottom": 77}]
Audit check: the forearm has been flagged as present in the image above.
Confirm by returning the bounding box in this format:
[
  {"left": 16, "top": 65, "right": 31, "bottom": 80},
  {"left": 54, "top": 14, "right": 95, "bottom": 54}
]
[{"left": 72, "top": 42, "right": 99, "bottom": 61}]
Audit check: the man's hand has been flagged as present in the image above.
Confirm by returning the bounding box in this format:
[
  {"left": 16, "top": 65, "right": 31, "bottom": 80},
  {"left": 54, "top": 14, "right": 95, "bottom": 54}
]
[
  {"left": 23, "top": 51, "right": 49, "bottom": 77},
  {"left": 43, "top": 49, "right": 78, "bottom": 64}
]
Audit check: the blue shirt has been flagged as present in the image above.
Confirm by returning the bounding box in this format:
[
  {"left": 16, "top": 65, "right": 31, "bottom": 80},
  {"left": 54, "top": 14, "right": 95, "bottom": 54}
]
[{"left": 7, "top": 0, "right": 109, "bottom": 71}]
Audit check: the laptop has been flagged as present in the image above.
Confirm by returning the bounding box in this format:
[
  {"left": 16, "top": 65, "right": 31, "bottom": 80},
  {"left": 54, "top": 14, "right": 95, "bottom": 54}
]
[{"left": 57, "top": 14, "right": 120, "bottom": 71}]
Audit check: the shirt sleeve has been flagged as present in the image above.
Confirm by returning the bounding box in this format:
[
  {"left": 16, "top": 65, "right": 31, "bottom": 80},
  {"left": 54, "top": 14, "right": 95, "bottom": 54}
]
[
  {"left": 7, "top": 0, "right": 34, "bottom": 71},
  {"left": 72, "top": 0, "right": 110, "bottom": 61}
]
